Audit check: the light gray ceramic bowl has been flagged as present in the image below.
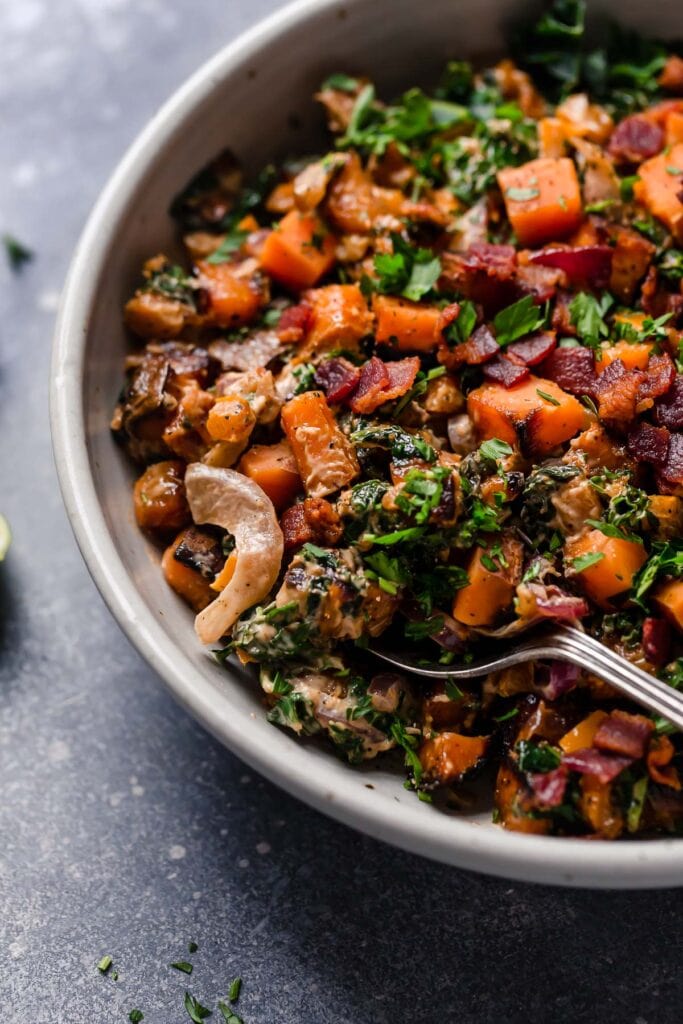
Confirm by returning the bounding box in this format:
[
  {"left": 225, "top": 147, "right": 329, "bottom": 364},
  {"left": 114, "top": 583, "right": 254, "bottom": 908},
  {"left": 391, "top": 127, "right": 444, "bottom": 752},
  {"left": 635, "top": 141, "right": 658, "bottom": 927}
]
[{"left": 51, "top": 0, "right": 683, "bottom": 887}]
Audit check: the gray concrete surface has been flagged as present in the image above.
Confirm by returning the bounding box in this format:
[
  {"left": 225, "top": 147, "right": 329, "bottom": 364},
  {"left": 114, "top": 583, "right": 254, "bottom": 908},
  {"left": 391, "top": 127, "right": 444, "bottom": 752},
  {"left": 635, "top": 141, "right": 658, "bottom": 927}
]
[{"left": 0, "top": 1, "right": 681, "bottom": 1021}]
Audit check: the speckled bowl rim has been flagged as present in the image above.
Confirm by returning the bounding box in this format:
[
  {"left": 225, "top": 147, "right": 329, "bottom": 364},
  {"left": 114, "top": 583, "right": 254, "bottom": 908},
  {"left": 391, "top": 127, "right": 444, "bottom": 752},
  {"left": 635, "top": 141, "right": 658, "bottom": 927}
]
[{"left": 51, "top": 0, "right": 683, "bottom": 888}]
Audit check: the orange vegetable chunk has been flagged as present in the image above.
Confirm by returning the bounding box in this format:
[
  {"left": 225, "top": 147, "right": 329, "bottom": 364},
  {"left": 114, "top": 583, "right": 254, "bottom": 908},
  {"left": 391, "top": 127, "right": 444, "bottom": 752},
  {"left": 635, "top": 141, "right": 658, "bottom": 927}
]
[
  {"left": 565, "top": 529, "right": 647, "bottom": 609},
  {"left": 633, "top": 142, "right": 683, "bottom": 242},
  {"left": 498, "top": 157, "right": 583, "bottom": 246},
  {"left": 452, "top": 546, "right": 515, "bottom": 626},
  {"left": 419, "top": 733, "right": 489, "bottom": 785},
  {"left": 237, "top": 440, "right": 303, "bottom": 510},
  {"left": 198, "top": 260, "right": 262, "bottom": 327},
  {"left": 598, "top": 340, "right": 653, "bottom": 373},
  {"left": 161, "top": 533, "right": 215, "bottom": 611},
  {"left": 281, "top": 391, "right": 359, "bottom": 498},
  {"left": 652, "top": 579, "right": 683, "bottom": 632},
  {"left": 559, "top": 710, "right": 608, "bottom": 753},
  {"left": 467, "top": 375, "right": 586, "bottom": 455},
  {"left": 303, "top": 283, "right": 372, "bottom": 354},
  {"left": 373, "top": 295, "right": 441, "bottom": 352},
  {"left": 259, "top": 210, "right": 336, "bottom": 290}
]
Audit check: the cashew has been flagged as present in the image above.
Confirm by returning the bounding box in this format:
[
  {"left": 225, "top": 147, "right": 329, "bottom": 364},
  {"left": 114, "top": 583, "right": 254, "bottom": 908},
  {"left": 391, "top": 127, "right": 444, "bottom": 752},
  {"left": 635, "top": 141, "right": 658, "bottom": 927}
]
[{"left": 184, "top": 464, "right": 284, "bottom": 644}]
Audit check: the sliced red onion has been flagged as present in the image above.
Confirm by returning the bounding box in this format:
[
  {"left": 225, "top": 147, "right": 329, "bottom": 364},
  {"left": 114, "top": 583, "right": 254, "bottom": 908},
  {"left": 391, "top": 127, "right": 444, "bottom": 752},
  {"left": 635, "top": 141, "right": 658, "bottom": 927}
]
[
  {"left": 594, "top": 710, "right": 654, "bottom": 760},
  {"left": 541, "top": 661, "right": 580, "bottom": 701},
  {"left": 528, "top": 245, "right": 613, "bottom": 285},
  {"left": 529, "top": 765, "right": 568, "bottom": 807}
]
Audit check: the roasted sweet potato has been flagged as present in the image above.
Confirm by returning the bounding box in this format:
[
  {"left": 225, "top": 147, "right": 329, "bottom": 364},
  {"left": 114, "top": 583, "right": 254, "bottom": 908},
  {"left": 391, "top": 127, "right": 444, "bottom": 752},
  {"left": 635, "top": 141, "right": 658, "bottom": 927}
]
[
  {"left": 633, "top": 143, "right": 683, "bottom": 242},
  {"left": 237, "top": 440, "right": 303, "bottom": 510},
  {"left": 598, "top": 340, "right": 654, "bottom": 373},
  {"left": 467, "top": 375, "right": 586, "bottom": 455},
  {"left": 281, "top": 391, "right": 359, "bottom": 498},
  {"left": 133, "top": 460, "right": 190, "bottom": 533},
  {"left": 559, "top": 710, "right": 609, "bottom": 753},
  {"left": 198, "top": 260, "right": 262, "bottom": 327},
  {"left": 419, "top": 733, "right": 489, "bottom": 785},
  {"left": 565, "top": 529, "right": 647, "bottom": 608},
  {"left": 161, "top": 529, "right": 219, "bottom": 611},
  {"left": 259, "top": 210, "right": 336, "bottom": 289},
  {"left": 373, "top": 295, "right": 441, "bottom": 352},
  {"left": 302, "top": 283, "right": 372, "bottom": 354},
  {"left": 497, "top": 157, "right": 583, "bottom": 246},
  {"left": 652, "top": 579, "right": 683, "bottom": 632},
  {"left": 452, "top": 539, "right": 523, "bottom": 626}
]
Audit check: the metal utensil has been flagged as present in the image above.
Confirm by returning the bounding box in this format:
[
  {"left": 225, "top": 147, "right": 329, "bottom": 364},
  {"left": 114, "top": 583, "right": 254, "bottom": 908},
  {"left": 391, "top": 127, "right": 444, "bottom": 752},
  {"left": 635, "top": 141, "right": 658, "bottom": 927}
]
[{"left": 368, "top": 623, "right": 683, "bottom": 731}]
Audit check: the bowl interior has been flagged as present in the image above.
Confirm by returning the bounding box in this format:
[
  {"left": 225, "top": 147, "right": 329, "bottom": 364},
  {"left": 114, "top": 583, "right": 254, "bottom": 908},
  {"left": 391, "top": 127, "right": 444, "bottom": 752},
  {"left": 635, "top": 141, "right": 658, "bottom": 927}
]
[{"left": 55, "top": 0, "right": 683, "bottom": 886}]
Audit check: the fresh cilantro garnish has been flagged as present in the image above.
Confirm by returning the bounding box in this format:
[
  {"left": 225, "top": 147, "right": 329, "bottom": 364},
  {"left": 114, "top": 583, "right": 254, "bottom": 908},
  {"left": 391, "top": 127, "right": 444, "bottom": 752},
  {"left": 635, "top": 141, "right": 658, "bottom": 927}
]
[
  {"left": 97, "top": 955, "right": 113, "bottom": 974},
  {"left": 3, "top": 233, "right": 33, "bottom": 271},
  {"left": 184, "top": 993, "right": 212, "bottom": 1022},
  {"left": 445, "top": 300, "right": 478, "bottom": 345},
  {"left": 321, "top": 72, "right": 360, "bottom": 92},
  {"left": 171, "top": 962, "right": 194, "bottom": 975},
  {"left": 188, "top": 942, "right": 199, "bottom": 954},
  {"left": 516, "top": 739, "right": 562, "bottom": 773},
  {"left": 445, "top": 678, "right": 464, "bottom": 700},
  {"left": 456, "top": 497, "right": 502, "bottom": 546},
  {"left": 390, "top": 720, "right": 423, "bottom": 784},
  {"left": 205, "top": 230, "right": 249, "bottom": 264},
  {"left": 372, "top": 233, "right": 441, "bottom": 302},
  {"left": 632, "top": 540, "right": 683, "bottom": 607},
  {"left": 129, "top": 1012, "right": 144, "bottom": 1024},
  {"left": 585, "top": 519, "right": 640, "bottom": 542},
  {"left": 493, "top": 295, "right": 545, "bottom": 346},
  {"left": 569, "top": 291, "right": 613, "bottom": 350},
  {"left": 657, "top": 249, "right": 683, "bottom": 283},
  {"left": 338, "top": 85, "right": 468, "bottom": 154},
  {"left": 364, "top": 551, "right": 409, "bottom": 586},
  {"left": 395, "top": 466, "right": 450, "bottom": 525},
  {"left": 479, "top": 438, "right": 514, "bottom": 463},
  {"left": 404, "top": 616, "right": 445, "bottom": 640},
  {"left": 362, "top": 526, "right": 427, "bottom": 547},
  {"left": 570, "top": 551, "right": 605, "bottom": 572}
]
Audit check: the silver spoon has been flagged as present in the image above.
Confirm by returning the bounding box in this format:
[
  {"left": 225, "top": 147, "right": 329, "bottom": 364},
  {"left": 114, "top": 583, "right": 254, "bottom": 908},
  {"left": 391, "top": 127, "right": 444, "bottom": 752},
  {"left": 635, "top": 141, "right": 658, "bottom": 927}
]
[{"left": 368, "top": 623, "right": 683, "bottom": 732}]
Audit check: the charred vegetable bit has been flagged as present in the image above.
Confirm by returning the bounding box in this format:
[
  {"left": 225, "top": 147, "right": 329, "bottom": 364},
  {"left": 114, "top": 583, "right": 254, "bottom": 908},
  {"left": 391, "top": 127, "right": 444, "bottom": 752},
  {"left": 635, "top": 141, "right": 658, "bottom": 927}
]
[{"left": 114, "top": 0, "right": 683, "bottom": 838}]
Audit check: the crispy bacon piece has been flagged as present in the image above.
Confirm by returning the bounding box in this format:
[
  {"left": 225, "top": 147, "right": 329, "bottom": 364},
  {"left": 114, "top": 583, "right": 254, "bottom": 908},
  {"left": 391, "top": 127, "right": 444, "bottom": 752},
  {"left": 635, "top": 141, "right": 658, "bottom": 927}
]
[
  {"left": 349, "top": 355, "right": 420, "bottom": 414},
  {"left": 528, "top": 766, "right": 568, "bottom": 808},
  {"left": 608, "top": 114, "right": 664, "bottom": 164},
  {"left": 595, "top": 359, "right": 646, "bottom": 424},
  {"left": 440, "top": 244, "right": 517, "bottom": 312},
  {"left": 642, "top": 617, "right": 672, "bottom": 666},
  {"left": 281, "top": 497, "right": 342, "bottom": 551},
  {"left": 506, "top": 331, "right": 557, "bottom": 367},
  {"left": 594, "top": 710, "right": 654, "bottom": 760},
  {"left": 528, "top": 245, "right": 613, "bottom": 286},
  {"left": 647, "top": 735, "right": 681, "bottom": 790},
  {"left": 655, "top": 374, "right": 683, "bottom": 429},
  {"left": 637, "top": 352, "right": 676, "bottom": 405},
  {"left": 641, "top": 266, "right": 683, "bottom": 326},
  {"left": 515, "top": 262, "right": 565, "bottom": 303},
  {"left": 562, "top": 748, "right": 632, "bottom": 784},
  {"left": 658, "top": 431, "right": 683, "bottom": 488},
  {"left": 627, "top": 421, "right": 670, "bottom": 465},
  {"left": 314, "top": 357, "right": 361, "bottom": 404},
  {"left": 540, "top": 346, "right": 597, "bottom": 396},
  {"left": 277, "top": 302, "right": 312, "bottom": 343},
  {"left": 483, "top": 355, "right": 530, "bottom": 388},
  {"left": 532, "top": 587, "right": 589, "bottom": 621}
]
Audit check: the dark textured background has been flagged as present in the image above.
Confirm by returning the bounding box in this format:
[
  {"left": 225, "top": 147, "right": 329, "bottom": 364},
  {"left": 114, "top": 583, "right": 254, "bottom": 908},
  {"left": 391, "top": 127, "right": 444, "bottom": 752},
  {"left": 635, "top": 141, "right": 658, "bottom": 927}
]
[{"left": 1, "top": 1, "right": 681, "bottom": 1021}]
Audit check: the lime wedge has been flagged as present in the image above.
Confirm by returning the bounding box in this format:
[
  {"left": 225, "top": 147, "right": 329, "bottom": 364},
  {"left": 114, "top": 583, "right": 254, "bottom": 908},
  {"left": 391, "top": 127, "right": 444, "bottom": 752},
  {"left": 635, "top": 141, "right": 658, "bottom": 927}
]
[{"left": 0, "top": 514, "right": 11, "bottom": 561}]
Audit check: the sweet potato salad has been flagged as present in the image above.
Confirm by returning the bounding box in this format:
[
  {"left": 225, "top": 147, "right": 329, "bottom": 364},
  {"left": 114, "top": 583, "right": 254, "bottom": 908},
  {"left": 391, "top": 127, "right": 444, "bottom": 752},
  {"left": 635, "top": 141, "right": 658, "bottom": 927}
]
[{"left": 113, "top": 3, "right": 683, "bottom": 837}]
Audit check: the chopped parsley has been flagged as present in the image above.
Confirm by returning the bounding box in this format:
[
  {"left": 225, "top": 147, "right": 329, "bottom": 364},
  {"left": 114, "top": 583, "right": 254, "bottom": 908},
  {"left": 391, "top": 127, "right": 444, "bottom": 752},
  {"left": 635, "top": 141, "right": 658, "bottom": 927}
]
[
  {"left": 129, "top": 1012, "right": 144, "bottom": 1024},
  {"left": 3, "top": 233, "right": 33, "bottom": 271},
  {"left": 321, "top": 72, "right": 360, "bottom": 93},
  {"left": 171, "top": 962, "right": 194, "bottom": 975},
  {"left": 570, "top": 551, "right": 605, "bottom": 572},
  {"left": 371, "top": 233, "right": 441, "bottom": 302},
  {"left": 227, "top": 977, "right": 242, "bottom": 1003},
  {"left": 184, "top": 992, "right": 213, "bottom": 1022},
  {"left": 569, "top": 291, "right": 612, "bottom": 350},
  {"left": 632, "top": 540, "right": 683, "bottom": 607},
  {"left": 493, "top": 295, "right": 546, "bottom": 346},
  {"left": 97, "top": 955, "right": 113, "bottom": 974},
  {"left": 218, "top": 1004, "right": 243, "bottom": 1024},
  {"left": 516, "top": 740, "right": 562, "bottom": 773},
  {"left": 205, "top": 230, "right": 249, "bottom": 263}
]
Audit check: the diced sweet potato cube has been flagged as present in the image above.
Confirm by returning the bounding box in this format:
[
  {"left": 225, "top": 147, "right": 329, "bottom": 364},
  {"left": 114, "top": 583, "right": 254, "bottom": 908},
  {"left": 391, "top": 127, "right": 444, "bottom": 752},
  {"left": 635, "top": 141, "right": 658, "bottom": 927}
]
[
  {"left": 565, "top": 529, "right": 647, "bottom": 608},
  {"left": 598, "top": 340, "right": 654, "bottom": 373},
  {"left": 633, "top": 143, "right": 683, "bottom": 242},
  {"left": 302, "top": 283, "right": 372, "bottom": 354},
  {"left": 281, "top": 391, "right": 359, "bottom": 498},
  {"left": 652, "top": 579, "right": 683, "bottom": 632},
  {"left": 467, "top": 375, "right": 586, "bottom": 455},
  {"left": 419, "top": 733, "right": 489, "bottom": 785},
  {"left": 498, "top": 157, "right": 583, "bottom": 246},
  {"left": 373, "top": 295, "right": 441, "bottom": 352},
  {"left": 259, "top": 210, "right": 336, "bottom": 290}
]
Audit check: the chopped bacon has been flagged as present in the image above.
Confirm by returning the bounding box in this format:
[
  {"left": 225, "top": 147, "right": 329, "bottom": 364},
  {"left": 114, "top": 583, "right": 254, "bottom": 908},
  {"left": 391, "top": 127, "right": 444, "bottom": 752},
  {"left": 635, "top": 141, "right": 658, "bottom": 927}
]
[
  {"left": 277, "top": 302, "right": 312, "bottom": 342},
  {"left": 440, "top": 244, "right": 517, "bottom": 312},
  {"left": 529, "top": 766, "right": 568, "bottom": 808},
  {"left": 627, "top": 421, "right": 670, "bottom": 465},
  {"left": 541, "top": 661, "right": 580, "bottom": 700},
  {"left": 657, "top": 431, "right": 683, "bottom": 488},
  {"left": 506, "top": 331, "right": 557, "bottom": 367},
  {"left": 638, "top": 352, "right": 676, "bottom": 403},
  {"left": 594, "top": 710, "right": 654, "bottom": 760},
  {"left": 540, "top": 346, "right": 597, "bottom": 396},
  {"left": 281, "top": 497, "right": 342, "bottom": 552},
  {"left": 641, "top": 266, "right": 683, "bottom": 325},
  {"left": 515, "top": 262, "right": 565, "bottom": 302},
  {"left": 528, "top": 245, "right": 613, "bottom": 286},
  {"left": 562, "top": 748, "right": 633, "bottom": 784},
  {"left": 314, "top": 357, "right": 361, "bottom": 404},
  {"left": 594, "top": 359, "right": 645, "bottom": 424},
  {"left": 655, "top": 374, "right": 683, "bottom": 429},
  {"left": 647, "top": 735, "right": 681, "bottom": 790},
  {"left": 642, "top": 617, "right": 672, "bottom": 666},
  {"left": 349, "top": 355, "right": 420, "bottom": 414},
  {"left": 551, "top": 292, "right": 577, "bottom": 336},
  {"left": 442, "top": 323, "right": 499, "bottom": 369},
  {"left": 483, "top": 355, "right": 530, "bottom": 387},
  {"left": 436, "top": 301, "right": 463, "bottom": 335},
  {"left": 608, "top": 114, "right": 664, "bottom": 164}
]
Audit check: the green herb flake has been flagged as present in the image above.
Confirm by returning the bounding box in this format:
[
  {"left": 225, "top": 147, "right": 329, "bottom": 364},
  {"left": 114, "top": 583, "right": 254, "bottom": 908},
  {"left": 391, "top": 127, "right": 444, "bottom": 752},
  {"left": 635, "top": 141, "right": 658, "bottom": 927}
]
[
  {"left": 184, "top": 992, "right": 213, "bottom": 1023},
  {"left": 570, "top": 551, "right": 605, "bottom": 573},
  {"left": 627, "top": 775, "right": 649, "bottom": 833},
  {"left": 3, "top": 233, "right": 33, "bottom": 271},
  {"left": 505, "top": 186, "right": 540, "bottom": 201},
  {"left": 516, "top": 739, "right": 561, "bottom": 774},
  {"left": 479, "top": 438, "right": 513, "bottom": 462},
  {"left": 206, "top": 229, "right": 249, "bottom": 263},
  {"left": 171, "top": 961, "right": 194, "bottom": 975},
  {"left": 494, "top": 707, "right": 519, "bottom": 723},
  {"left": 97, "top": 955, "right": 113, "bottom": 974},
  {"left": 218, "top": 1002, "right": 244, "bottom": 1024},
  {"left": 493, "top": 295, "right": 546, "bottom": 347},
  {"left": 569, "top": 291, "right": 613, "bottom": 350},
  {"left": 666, "top": 166, "right": 683, "bottom": 176},
  {"left": 536, "top": 388, "right": 560, "bottom": 406},
  {"left": 445, "top": 679, "right": 464, "bottom": 701},
  {"left": 585, "top": 518, "right": 640, "bottom": 542},
  {"left": 227, "top": 977, "right": 242, "bottom": 1003},
  {"left": 321, "top": 72, "right": 360, "bottom": 93},
  {"left": 129, "top": 1012, "right": 144, "bottom": 1024}
]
